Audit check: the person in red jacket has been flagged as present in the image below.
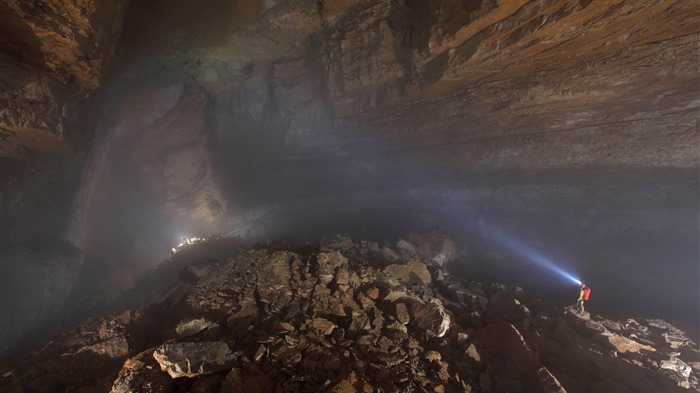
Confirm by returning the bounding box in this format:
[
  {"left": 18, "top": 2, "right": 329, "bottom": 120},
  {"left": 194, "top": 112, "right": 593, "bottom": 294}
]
[{"left": 577, "top": 283, "right": 591, "bottom": 312}]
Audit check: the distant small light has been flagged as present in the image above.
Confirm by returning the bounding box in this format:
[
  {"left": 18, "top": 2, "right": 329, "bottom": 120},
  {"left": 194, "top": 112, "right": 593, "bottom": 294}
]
[{"left": 170, "top": 235, "right": 212, "bottom": 256}]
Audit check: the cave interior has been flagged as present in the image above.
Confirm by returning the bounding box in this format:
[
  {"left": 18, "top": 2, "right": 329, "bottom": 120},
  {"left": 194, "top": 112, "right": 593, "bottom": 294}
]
[{"left": 0, "top": 0, "right": 698, "bottom": 358}]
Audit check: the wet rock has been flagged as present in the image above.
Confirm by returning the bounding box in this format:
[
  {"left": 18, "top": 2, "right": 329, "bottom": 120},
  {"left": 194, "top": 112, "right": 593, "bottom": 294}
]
[{"left": 152, "top": 342, "right": 236, "bottom": 378}]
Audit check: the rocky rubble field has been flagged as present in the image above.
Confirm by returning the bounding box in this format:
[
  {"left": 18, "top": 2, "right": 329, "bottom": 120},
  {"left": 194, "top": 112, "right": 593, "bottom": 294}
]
[{"left": 1, "top": 235, "right": 698, "bottom": 392}]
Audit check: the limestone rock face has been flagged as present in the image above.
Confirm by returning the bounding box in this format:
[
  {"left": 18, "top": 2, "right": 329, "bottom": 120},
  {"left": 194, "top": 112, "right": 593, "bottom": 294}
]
[
  {"left": 1, "top": 0, "right": 126, "bottom": 89},
  {"left": 0, "top": 1, "right": 128, "bottom": 334},
  {"left": 0, "top": 0, "right": 127, "bottom": 158}
]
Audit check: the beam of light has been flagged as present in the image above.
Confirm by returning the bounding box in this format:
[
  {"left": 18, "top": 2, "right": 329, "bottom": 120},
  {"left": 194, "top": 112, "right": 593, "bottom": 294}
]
[
  {"left": 430, "top": 202, "right": 583, "bottom": 286},
  {"left": 470, "top": 215, "right": 582, "bottom": 285},
  {"left": 323, "top": 124, "right": 585, "bottom": 287},
  {"left": 334, "top": 136, "right": 586, "bottom": 287},
  {"left": 507, "top": 240, "right": 582, "bottom": 285}
]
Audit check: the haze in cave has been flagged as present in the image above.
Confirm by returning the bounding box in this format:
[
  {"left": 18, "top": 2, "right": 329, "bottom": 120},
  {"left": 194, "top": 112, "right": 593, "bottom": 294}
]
[{"left": 0, "top": 1, "right": 698, "bottom": 392}]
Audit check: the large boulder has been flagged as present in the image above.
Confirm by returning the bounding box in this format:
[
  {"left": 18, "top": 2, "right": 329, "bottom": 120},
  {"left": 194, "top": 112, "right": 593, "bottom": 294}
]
[
  {"left": 152, "top": 342, "right": 236, "bottom": 378},
  {"left": 384, "top": 261, "right": 432, "bottom": 286}
]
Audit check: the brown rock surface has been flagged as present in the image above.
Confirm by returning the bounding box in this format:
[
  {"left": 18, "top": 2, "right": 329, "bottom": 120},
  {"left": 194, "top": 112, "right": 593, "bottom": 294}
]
[
  {"left": 1, "top": 237, "right": 697, "bottom": 392},
  {"left": 1, "top": 0, "right": 127, "bottom": 223},
  {"left": 152, "top": 342, "right": 236, "bottom": 378},
  {"left": 384, "top": 260, "right": 433, "bottom": 286}
]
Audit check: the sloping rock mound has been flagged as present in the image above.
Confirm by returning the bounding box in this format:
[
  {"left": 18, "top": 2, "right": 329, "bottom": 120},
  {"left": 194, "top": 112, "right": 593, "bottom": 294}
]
[{"left": 0, "top": 236, "right": 698, "bottom": 392}]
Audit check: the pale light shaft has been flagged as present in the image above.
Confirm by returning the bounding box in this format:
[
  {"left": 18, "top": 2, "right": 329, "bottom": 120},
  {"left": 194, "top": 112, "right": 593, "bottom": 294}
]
[{"left": 481, "top": 221, "right": 582, "bottom": 285}]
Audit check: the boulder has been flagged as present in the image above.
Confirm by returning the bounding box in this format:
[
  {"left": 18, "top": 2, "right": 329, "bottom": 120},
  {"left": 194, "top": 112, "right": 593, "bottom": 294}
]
[
  {"left": 409, "top": 299, "right": 451, "bottom": 338},
  {"left": 408, "top": 235, "right": 457, "bottom": 268},
  {"left": 383, "top": 261, "right": 432, "bottom": 286},
  {"left": 152, "top": 342, "right": 236, "bottom": 378},
  {"left": 660, "top": 357, "right": 693, "bottom": 379},
  {"left": 395, "top": 239, "right": 419, "bottom": 262},
  {"left": 307, "top": 318, "right": 337, "bottom": 336},
  {"left": 607, "top": 334, "right": 656, "bottom": 354},
  {"left": 175, "top": 318, "right": 214, "bottom": 337},
  {"left": 255, "top": 252, "right": 293, "bottom": 311},
  {"left": 76, "top": 335, "right": 130, "bottom": 359},
  {"left": 395, "top": 303, "right": 410, "bottom": 325},
  {"left": 111, "top": 348, "right": 174, "bottom": 393}
]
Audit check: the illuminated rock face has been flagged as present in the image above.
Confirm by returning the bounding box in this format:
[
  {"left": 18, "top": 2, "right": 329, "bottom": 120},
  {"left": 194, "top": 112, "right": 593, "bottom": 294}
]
[
  {"left": 1, "top": 0, "right": 128, "bottom": 244},
  {"left": 0, "top": 0, "right": 698, "bottom": 356}
]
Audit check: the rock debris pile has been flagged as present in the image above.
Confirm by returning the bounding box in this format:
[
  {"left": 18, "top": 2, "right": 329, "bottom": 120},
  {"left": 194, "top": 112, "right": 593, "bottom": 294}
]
[{"left": 1, "top": 235, "right": 698, "bottom": 392}]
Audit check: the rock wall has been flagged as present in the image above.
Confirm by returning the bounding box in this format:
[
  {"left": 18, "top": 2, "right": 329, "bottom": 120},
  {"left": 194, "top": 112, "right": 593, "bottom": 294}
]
[
  {"left": 1, "top": 0, "right": 129, "bottom": 243},
  {"left": 0, "top": 0, "right": 129, "bottom": 357}
]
